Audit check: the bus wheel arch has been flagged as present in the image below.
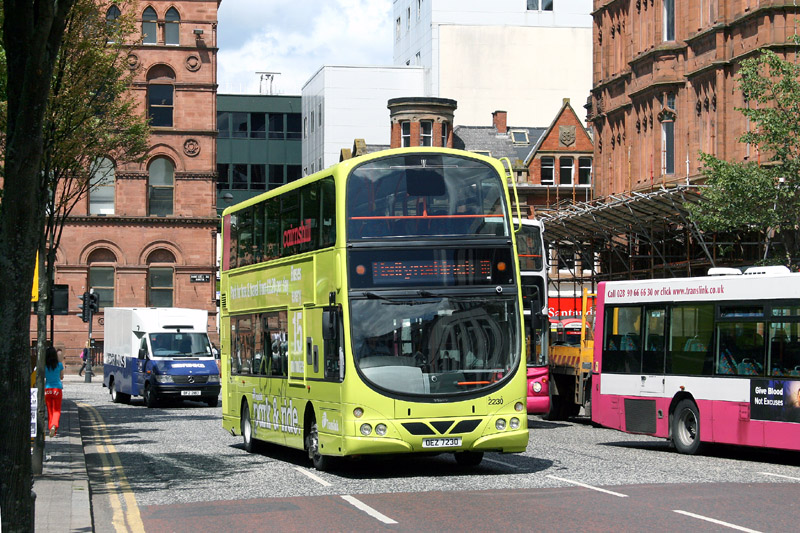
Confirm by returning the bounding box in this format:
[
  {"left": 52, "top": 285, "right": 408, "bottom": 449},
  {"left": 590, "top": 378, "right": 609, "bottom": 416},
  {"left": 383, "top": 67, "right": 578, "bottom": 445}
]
[{"left": 670, "top": 394, "right": 703, "bottom": 455}]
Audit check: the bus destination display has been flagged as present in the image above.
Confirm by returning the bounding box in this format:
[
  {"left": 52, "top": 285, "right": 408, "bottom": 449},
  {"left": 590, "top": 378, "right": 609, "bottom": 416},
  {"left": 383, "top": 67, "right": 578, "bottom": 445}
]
[{"left": 372, "top": 259, "right": 492, "bottom": 285}]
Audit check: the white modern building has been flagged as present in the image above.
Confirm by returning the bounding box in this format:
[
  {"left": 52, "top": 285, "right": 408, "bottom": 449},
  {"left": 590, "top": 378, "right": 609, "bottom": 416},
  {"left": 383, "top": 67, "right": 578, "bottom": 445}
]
[
  {"left": 393, "top": 0, "right": 593, "bottom": 126},
  {"left": 302, "top": 65, "right": 424, "bottom": 172}
]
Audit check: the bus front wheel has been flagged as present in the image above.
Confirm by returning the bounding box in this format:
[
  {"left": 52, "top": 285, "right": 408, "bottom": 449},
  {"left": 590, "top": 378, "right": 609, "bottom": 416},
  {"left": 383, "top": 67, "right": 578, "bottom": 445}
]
[
  {"left": 672, "top": 399, "right": 702, "bottom": 455},
  {"left": 241, "top": 402, "right": 258, "bottom": 453},
  {"left": 306, "top": 421, "right": 334, "bottom": 471}
]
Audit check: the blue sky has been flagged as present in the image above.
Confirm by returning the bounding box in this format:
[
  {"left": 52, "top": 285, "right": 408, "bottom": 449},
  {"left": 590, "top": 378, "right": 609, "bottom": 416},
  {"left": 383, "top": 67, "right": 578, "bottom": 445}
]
[{"left": 217, "top": 0, "right": 394, "bottom": 95}]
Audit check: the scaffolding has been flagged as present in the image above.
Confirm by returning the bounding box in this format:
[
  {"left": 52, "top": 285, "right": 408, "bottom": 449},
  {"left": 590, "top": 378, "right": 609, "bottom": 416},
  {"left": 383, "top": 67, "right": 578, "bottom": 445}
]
[{"left": 538, "top": 185, "right": 774, "bottom": 298}]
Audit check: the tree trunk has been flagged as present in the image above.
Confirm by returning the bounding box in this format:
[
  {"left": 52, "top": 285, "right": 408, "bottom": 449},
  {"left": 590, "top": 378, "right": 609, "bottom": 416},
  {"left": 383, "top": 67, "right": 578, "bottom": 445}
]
[{"left": 0, "top": 1, "right": 75, "bottom": 530}]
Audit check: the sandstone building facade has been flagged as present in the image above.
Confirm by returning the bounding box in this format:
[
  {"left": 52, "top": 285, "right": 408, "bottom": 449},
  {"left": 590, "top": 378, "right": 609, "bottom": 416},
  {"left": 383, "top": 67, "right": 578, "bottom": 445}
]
[{"left": 35, "top": 1, "right": 220, "bottom": 368}]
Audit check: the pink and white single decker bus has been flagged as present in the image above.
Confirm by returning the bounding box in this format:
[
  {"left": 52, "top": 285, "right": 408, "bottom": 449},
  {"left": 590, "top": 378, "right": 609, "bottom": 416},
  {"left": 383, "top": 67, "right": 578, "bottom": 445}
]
[{"left": 591, "top": 267, "right": 800, "bottom": 454}]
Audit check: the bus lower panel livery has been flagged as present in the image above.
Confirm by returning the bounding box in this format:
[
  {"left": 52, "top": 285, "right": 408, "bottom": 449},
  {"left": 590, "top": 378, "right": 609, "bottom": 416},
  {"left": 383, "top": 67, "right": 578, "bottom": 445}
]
[
  {"left": 591, "top": 269, "right": 800, "bottom": 454},
  {"left": 220, "top": 148, "right": 529, "bottom": 470}
]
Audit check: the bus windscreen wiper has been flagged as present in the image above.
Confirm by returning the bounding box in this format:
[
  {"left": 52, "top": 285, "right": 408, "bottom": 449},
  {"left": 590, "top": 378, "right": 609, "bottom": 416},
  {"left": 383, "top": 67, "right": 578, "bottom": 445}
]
[{"left": 362, "top": 291, "right": 425, "bottom": 305}]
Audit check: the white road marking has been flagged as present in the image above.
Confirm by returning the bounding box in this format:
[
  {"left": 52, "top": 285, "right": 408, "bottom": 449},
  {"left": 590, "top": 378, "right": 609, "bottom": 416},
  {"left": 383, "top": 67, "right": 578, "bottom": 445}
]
[
  {"left": 294, "top": 467, "right": 332, "bottom": 487},
  {"left": 673, "top": 510, "right": 762, "bottom": 532},
  {"left": 341, "top": 495, "right": 398, "bottom": 524},
  {"left": 759, "top": 471, "right": 800, "bottom": 482},
  {"left": 545, "top": 475, "right": 629, "bottom": 497},
  {"left": 483, "top": 457, "right": 518, "bottom": 469}
]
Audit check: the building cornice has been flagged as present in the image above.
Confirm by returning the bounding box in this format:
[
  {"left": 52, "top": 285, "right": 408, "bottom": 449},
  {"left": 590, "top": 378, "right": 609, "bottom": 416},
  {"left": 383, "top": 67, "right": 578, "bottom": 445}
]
[
  {"left": 629, "top": 42, "right": 688, "bottom": 68},
  {"left": 628, "top": 80, "right": 685, "bottom": 100},
  {"left": 593, "top": 70, "right": 631, "bottom": 93},
  {"left": 65, "top": 215, "right": 219, "bottom": 226}
]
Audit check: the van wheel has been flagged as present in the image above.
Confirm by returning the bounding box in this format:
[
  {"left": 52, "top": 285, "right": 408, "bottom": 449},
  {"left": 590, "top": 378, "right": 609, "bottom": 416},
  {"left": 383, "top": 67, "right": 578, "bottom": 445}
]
[
  {"left": 672, "top": 399, "right": 702, "bottom": 455},
  {"left": 143, "top": 384, "right": 157, "bottom": 408},
  {"left": 454, "top": 451, "right": 483, "bottom": 467},
  {"left": 110, "top": 380, "right": 130, "bottom": 404},
  {"left": 205, "top": 397, "right": 219, "bottom": 408},
  {"left": 306, "top": 421, "right": 334, "bottom": 471},
  {"left": 241, "top": 402, "right": 257, "bottom": 453}
]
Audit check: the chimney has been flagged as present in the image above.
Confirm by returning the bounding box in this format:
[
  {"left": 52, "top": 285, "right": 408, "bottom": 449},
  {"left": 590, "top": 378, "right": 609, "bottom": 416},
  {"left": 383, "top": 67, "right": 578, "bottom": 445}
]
[{"left": 492, "top": 110, "right": 507, "bottom": 134}]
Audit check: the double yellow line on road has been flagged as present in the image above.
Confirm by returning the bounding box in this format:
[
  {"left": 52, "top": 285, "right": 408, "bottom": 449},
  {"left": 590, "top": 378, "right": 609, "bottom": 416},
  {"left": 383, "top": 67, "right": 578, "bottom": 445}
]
[{"left": 78, "top": 402, "right": 145, "bottom": 533}]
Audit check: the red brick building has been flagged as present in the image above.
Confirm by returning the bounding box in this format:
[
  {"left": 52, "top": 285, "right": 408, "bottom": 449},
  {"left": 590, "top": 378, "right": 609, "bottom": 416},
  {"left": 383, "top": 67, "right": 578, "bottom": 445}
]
[
  {"left": 525, "top": 99, "right": 594, "bottom": 211},
  {"left": 388, "top": 97, "right": 457, "bottom": 148},
  {"left": 589, "top": 0, "right": 800, "bottom": 198},
  {"left": 34, "top": 1, "right": 220, "bottom": 369}
]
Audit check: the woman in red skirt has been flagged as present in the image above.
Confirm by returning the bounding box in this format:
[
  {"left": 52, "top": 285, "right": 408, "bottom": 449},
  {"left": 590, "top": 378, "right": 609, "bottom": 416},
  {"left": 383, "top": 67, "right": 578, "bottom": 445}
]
[{"left": 44, "top": 346, "right": 64, "bottom": 437}]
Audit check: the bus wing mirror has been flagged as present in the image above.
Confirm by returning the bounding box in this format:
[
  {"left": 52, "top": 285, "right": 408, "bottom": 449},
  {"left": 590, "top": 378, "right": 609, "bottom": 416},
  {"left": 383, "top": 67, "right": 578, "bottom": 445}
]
[
  {"left": 138, "top": 348, "right": 146, "bottom": 359},
  {"left": 529, "top": 291, "right": 544, "bottom": 330},
  {"left": 322, "top": 307, "right": 338, "bottom": 341}
]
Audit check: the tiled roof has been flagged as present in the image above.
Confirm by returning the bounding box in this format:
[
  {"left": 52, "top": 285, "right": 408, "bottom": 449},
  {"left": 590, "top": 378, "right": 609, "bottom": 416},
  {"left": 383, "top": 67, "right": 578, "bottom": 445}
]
[{"left": 453, "top": 126, "right": 546, "bottom": 168}]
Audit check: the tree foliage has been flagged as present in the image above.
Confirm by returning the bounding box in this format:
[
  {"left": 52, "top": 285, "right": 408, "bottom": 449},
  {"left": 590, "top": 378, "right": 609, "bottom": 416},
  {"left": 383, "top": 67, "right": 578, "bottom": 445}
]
[{"left": 690, "top": 41, "right": 800, "bottom": 267}]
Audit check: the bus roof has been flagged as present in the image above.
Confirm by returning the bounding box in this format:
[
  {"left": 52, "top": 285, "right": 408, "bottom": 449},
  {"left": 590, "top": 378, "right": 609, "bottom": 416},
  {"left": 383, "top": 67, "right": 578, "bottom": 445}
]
[
  {"left": 600, "top": 271, "right": 800, "bottom": 304},
  {"left": 220, "top": 147, "right": 503, "bottom": 217}
]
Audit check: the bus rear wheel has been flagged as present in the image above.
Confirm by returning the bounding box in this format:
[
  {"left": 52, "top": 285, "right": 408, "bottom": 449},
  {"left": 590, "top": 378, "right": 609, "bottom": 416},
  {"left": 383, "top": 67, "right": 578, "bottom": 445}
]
[
  {"left": 672, "top": 399, "right": 702, "bottom": 455},
  {"left": 306, "top": 421, "right": 334, "bottom": 471}
]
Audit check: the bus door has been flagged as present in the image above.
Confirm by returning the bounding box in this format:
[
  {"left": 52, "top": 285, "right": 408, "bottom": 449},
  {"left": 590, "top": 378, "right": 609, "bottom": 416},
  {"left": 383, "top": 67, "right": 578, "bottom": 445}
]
[{"left": 640, "top": 306, "right": 666, "bottom": 394}]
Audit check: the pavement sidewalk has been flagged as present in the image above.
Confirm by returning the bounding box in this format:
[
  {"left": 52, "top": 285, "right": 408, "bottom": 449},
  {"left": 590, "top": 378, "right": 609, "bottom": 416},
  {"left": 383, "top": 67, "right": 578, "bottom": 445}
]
[{"left": 33, "top": 374, "right": 94, "bottom": 532}]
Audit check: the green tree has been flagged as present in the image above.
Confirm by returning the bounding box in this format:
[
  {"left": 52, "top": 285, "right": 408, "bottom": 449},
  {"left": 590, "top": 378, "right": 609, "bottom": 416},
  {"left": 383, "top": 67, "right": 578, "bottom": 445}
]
[
  {"left": 690, "top": 42, "right": 800, "bottom": 268},
  {"left": 0, "top": 0, "right": 76, "bottom": 530},
  {"left": 30, "top": 0, "right": 149, "bottom": 474}
]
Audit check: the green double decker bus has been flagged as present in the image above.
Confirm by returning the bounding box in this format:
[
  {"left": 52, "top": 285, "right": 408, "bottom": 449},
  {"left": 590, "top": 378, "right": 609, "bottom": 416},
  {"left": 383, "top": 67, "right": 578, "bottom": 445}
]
[{"left": 220, "top": 147, "right": 529, "bottom": 469}]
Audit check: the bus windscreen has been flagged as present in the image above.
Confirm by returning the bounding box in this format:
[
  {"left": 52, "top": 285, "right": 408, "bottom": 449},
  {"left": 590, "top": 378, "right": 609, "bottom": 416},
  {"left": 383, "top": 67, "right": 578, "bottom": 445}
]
[{"left": 346, "top": 153, "right": 509, "bottom": 239}]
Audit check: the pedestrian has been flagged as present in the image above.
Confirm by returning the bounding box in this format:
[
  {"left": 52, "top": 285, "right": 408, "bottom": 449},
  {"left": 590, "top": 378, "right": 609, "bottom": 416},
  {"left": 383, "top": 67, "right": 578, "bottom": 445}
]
[
  {"left": 44, "top": 346, "right": 64, "bottom": 438},
  {"left": 78, "top": 341, "right": 89, "bottom": 376}
]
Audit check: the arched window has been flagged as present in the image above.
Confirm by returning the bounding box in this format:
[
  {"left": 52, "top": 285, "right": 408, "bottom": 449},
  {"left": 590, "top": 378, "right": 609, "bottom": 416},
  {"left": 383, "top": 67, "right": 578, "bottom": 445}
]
[
  {"left": 89, "top": 157, "right": 115, "bottom": 215},
  {"left": 147, "top": 249, "right": 175, "bottom": 307},
  {"left": 148, "top": 157, "right": 174, "bottom": 216},
  {"left": 142, "top": 6, "right": 157, "bottom": 44},
  {"left": 165, "top": 7, "right": 180, "bottom": 45},
  {"left": 88, "top": 248, "right": 117, "bottom": 309},
  {"left": 106, "top": 5, "right": 121, "bottom": 25},
  {"left": 147, "top": 65, "right": 175, "bottom": 127}
]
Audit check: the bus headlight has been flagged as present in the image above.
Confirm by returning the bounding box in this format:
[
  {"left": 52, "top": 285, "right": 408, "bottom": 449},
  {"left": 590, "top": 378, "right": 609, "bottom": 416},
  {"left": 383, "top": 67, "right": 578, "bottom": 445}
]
[
  {"left": 510, "top": 417, "right": 520, "bottom": 430},
  {"left": 154, "top": 374, "right": 173, "bottom": 383},
  {"left": 360, "top": 423, "right": 373, "bottom": 436},
  {"left": 354, "top": 407, "right": 364, "bottom": 418},
  {"left": 514, "top": 401, "right": 524, "bottom": 412},
  {"left": 495, "top": 419, "right": 507, "bottom": 431},
  {"left": 208, "top": 374, "right": 220, "bottom": 383},
  {"left": 375, "top": 424, "right": 387, "bottom": 436},
  {"left": 532, "top": 382, "right": 542, "bottom": 393}
]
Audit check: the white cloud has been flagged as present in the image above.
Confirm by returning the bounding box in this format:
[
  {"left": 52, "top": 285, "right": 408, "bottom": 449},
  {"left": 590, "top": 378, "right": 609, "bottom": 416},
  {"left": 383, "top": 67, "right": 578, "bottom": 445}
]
[{"left": 218, "top": 0, "right": 393, "bottom": 95}]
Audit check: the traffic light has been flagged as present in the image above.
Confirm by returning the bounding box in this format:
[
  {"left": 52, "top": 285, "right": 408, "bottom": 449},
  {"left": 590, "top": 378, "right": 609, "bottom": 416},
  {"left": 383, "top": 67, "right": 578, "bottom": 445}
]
[
  {"left": 88, "top": 292, "right": 100, "bottom": 314},
  {"left": 78, "top": 292, "right": 90, "bottom": 323}
]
